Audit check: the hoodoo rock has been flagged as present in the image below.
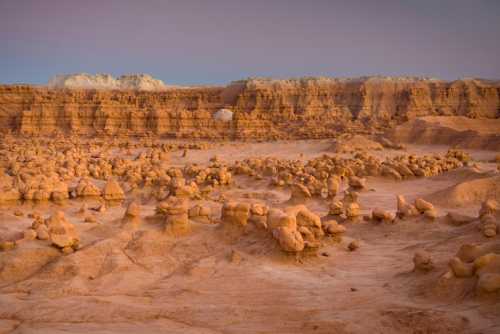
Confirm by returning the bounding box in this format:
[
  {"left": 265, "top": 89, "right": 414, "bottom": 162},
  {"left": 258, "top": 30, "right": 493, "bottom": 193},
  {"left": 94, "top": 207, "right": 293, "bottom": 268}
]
[
  {"left": 76, "top": 179, "right": 101, "bottom": 197},
  {"left": 188, "top": 204, "right": 212, "bottom": 224},
  {"left": 124, "top": 201, "right": 141, "bottom": 218},
  {"left": 103, "top": 179, "right": 125, "bottom": 201},
  {"left": 157, "top": 197, "right": 190, "bottom": 235},
  {"left": 44, "top": 211, "right": 80, "bottom": 251}
]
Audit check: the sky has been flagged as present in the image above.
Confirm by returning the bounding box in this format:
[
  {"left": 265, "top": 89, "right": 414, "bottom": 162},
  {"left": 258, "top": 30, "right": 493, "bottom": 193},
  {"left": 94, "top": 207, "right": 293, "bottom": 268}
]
[{"left": 1, "top": 0, "right": 500, "bottom": 85}]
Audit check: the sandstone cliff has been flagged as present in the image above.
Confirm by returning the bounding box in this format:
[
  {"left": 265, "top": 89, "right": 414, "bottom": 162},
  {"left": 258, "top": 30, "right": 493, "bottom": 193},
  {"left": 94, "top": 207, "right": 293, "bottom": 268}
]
[{"left": 0, "top": 77, "right": 499, "bottom": 140}]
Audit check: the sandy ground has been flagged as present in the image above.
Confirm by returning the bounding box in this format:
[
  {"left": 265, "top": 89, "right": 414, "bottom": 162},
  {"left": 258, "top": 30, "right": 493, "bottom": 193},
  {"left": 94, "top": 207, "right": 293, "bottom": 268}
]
[{"left": 0, "top": 140, "right": 499, "bottom": 334}]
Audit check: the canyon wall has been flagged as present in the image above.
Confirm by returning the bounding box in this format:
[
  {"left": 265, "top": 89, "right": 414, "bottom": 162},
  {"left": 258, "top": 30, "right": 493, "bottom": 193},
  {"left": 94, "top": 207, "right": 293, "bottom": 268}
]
[{"left": 0, "top": 77, "right": 499, "bottom": 140}]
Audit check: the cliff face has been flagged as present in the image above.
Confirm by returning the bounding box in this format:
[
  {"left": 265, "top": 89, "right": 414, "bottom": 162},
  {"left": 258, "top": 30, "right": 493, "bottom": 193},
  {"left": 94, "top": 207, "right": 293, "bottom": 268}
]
[{"left": 1, "top": 77, "right": 499, "bottom": 139}]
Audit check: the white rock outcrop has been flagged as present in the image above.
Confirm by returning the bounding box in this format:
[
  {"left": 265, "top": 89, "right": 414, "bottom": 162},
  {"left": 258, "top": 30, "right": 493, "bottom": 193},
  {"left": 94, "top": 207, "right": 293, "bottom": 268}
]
[{"left": 48, "top": 73, "right": 169, "bottom": 91}]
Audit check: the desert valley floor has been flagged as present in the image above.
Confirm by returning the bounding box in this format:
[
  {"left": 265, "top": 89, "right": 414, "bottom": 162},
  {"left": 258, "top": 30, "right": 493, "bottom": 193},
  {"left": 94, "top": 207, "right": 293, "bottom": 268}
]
[{"left": 0, "top": 134, "right": 499, "bottom": 334}]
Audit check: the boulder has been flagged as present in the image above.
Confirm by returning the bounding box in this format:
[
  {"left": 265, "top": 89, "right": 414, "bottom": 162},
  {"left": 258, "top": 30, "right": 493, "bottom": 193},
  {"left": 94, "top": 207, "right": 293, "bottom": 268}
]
[
  {"left": 414, "top": 198, "right": 434, "bottom": 213},
  {"left": 413, "top": 250, "right": 434, "bottom": 272},
  {"left": 272, "top": 226, "right": 305, "bottom": 252},
  {"left": 396, "top": 195, "right": 419, "bottom": 218},
  {"left": 372, "top": 208, "right": 395, "bottom": 223},
  {"left": 322, "top": 220, "right": 346, "bottom": 234}
]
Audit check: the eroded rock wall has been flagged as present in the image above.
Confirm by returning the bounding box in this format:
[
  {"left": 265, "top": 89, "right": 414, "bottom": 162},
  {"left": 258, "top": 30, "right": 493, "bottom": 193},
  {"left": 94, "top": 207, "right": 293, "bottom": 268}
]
[{"left": 1, "top": 77, "right": 499, "bottom": 139}]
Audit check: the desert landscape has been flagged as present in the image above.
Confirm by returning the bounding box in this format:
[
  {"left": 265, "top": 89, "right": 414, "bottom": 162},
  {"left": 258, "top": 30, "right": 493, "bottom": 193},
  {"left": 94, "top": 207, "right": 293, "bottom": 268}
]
[
  {"left": 1, "top": 1, "right": 500, "bottom": 333},
  {"left": 0, "top": 74, "right": 499, "bottom": 333}
]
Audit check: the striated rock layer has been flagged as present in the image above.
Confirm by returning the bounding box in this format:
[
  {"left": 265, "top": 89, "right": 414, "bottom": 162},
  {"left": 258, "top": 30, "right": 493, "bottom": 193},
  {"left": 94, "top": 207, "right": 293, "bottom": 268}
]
[{"left": 0, "top": 77, "right": 499, "bottom": 140}]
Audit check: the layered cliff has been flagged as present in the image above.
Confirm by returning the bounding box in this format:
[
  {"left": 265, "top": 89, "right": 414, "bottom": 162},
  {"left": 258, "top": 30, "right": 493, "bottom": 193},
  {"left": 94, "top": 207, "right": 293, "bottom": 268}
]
[{"left": 0, "top": 77, "right": 499, "bottom": 140}]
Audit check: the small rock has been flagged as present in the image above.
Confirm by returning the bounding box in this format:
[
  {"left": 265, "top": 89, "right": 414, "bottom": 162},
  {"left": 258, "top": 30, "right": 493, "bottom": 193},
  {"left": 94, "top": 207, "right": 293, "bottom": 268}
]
[{"left": 348, "top": 240, "right": 360, "bottom": 251}]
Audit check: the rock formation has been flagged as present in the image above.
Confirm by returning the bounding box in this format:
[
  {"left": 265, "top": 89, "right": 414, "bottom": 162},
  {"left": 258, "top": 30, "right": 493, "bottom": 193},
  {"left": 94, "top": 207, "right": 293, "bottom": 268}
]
[
  {"left": 157, "top": 197, "right": 190, "bottom": 235},
  {"left": 1, "top": 76, "right": 499, "bottom": 140},
  {"left": 48, "top": 73, "right": 169, "bottom": 91},
  {"left": 448, "top": 242, "right": 500, "bottom": 293},
  {"left": 44, "top": 211, "right": 80, "bottom": 252}
]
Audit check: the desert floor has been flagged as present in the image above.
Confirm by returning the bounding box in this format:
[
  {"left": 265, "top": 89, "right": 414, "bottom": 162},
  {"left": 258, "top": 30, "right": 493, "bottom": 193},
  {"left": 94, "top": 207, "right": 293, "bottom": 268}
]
[{"left": 1, "top": 139, "right": 499, "bottom": 334}]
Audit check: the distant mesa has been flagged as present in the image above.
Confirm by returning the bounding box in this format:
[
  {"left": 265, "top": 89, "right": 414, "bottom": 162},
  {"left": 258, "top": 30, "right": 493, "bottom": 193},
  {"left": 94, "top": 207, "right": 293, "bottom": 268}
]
[{"left": 47, "top": 73, "right": 170, "bottom": 91}]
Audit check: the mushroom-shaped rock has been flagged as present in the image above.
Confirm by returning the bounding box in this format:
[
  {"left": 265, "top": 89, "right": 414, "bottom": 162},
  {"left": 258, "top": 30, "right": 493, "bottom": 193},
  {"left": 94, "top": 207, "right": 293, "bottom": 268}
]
[
  {"left": 76, "top": 179, "right": 101, "bottom": 197},
  {"left": 160, "top": 197, "right": 190, "bottom": 235},
  {"left": 124, "top": 201, "right": 141, "bottom": 218},
  {"left": 122, "top": 201, "right": 141, "bottom": 228},
  {"left": 45, "top": 211, "right": 79, "bottom": 250},
  {"left": 35, "top": 224, "right": 50, "bottom": 240},
  {"left": 103, "top": 179, "right": 125, "bottom": 201},
  {"left": 51, "top": 181, "right": 69, "bottom": 201}
]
